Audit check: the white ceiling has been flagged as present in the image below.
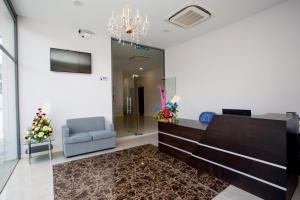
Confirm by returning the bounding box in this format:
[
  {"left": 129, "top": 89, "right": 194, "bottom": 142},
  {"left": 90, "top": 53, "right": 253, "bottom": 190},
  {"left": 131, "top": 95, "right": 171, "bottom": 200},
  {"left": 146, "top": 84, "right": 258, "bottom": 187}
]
[{"left": 12, "top": 0, "right": 286, "bottom": 49}]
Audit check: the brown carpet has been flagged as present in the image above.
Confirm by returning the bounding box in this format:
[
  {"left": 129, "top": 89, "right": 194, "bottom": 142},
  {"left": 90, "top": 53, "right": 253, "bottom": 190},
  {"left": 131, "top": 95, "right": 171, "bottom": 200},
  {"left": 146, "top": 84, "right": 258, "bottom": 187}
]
[{"left": 53, "top": 144, "right": 228, "bottom": 200}]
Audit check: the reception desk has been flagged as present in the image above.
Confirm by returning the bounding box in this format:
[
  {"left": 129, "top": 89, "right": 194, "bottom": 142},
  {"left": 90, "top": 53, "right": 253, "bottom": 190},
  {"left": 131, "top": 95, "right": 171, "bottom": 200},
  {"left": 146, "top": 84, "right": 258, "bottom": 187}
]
[{"left": 158, "top": 114, "right": 299, "bottom": 200}]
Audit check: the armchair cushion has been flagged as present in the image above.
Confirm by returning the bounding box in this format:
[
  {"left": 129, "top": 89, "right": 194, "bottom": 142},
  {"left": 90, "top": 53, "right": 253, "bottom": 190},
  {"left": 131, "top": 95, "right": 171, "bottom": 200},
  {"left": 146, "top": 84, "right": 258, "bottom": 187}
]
[
  {"left": 89, "top": 130, "right": 116, "bottom": 141},
  {"left": 64, "top": 132, "right": 92, "bottom": 144}
]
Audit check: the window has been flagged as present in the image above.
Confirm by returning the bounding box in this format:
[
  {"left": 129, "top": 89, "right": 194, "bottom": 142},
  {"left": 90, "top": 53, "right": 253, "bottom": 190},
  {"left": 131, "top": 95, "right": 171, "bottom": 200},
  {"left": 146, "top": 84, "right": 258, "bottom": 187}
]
[
  {"left": 0, "top": 0, "right": 15, "bottom": 57},
  {"left": 0, "top": 0, "right": 19, "bottom": 192}
]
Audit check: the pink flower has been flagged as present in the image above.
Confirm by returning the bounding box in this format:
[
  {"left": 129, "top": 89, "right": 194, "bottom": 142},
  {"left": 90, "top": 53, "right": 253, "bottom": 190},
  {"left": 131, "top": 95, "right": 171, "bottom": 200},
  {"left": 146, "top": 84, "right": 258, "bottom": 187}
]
[{"left": 159, "top": 85, "right": 166, "bottom": 110}]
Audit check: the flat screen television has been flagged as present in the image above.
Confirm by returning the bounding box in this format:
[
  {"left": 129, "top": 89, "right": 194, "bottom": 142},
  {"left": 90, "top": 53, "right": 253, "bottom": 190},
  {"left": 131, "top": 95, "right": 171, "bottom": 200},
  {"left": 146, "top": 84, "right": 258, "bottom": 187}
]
[{"left": 50, "top": 48, "right": 91, "bottom": 74}]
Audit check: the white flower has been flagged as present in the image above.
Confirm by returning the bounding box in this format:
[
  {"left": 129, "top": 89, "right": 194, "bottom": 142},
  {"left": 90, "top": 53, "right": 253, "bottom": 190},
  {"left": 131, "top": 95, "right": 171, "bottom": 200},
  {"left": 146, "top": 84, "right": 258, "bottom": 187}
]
[
  {"left": 42, "top": 126, "right": 49, "bottom": 132},
  {"left": 38, "top": 132, "right": 44, "bottom": 137},
  {"left": 171, "top": 95, "right": 181, "bottom": 104}
]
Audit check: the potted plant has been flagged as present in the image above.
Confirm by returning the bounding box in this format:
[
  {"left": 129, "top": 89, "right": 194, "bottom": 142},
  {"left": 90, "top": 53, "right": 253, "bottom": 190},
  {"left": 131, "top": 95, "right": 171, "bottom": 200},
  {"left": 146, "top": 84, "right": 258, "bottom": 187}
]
[{"left": 25, "top": 108, "right": 53, "bottom": 142}]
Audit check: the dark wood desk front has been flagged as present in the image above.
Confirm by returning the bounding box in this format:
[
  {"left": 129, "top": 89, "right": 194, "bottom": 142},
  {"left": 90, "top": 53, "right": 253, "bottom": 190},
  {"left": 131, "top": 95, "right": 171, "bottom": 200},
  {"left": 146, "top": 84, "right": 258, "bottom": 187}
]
[{"left": 158, "top": 114, "right": 299, "bottom": 200}]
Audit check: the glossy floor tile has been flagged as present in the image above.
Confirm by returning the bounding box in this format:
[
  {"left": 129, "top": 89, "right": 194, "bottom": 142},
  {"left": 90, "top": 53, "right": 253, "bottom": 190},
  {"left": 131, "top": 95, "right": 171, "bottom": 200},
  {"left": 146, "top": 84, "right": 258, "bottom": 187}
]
[
  {"left": 114, "top": 116, "right": 157, "bottom": 138},
  {"left": 213, "top": 185, "right": 263, "bottom": 200},
  {"left": 0, "top": 160, "right": 18, "bottom": 193},
  {"left": 53, "top": 144, "right": 228, "bottom": 199}
]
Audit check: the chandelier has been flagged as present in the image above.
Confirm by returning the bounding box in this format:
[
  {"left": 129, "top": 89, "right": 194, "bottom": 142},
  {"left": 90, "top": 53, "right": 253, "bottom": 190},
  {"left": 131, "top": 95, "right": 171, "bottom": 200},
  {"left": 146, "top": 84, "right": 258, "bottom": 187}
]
[{"left": 107, "top": 4, "right": 150, "bottom": 45}]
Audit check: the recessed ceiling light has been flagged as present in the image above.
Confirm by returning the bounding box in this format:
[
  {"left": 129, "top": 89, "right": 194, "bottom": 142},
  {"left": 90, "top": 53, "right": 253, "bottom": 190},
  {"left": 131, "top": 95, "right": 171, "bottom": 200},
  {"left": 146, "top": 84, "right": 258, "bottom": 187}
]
[
  {"left": 139, "top": 67, "right": 143, "bottom": 70},
  {"left": 73, "top": 0, "right": 83, "bottom": 6}
]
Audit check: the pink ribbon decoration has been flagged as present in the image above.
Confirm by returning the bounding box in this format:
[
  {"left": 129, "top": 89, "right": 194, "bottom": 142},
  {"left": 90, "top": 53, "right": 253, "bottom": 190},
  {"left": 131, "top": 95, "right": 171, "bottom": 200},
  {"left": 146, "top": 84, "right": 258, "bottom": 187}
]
[{"left": 159, "top": 85, "right": 166, "bottom": 110}]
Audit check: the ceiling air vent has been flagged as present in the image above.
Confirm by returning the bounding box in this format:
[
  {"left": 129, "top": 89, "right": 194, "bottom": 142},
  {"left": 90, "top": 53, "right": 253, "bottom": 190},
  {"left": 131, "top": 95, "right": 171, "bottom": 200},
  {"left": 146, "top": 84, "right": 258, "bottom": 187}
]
[{"left": 169, "top": 5, "right": 211, "bottom": 28}]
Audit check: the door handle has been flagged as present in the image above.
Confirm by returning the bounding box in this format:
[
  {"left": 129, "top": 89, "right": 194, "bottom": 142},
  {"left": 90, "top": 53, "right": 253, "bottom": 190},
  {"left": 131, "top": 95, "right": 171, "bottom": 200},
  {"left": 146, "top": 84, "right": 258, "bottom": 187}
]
[
  {"left": 126, "top": 97, "right": 129, "bottom": 114},
  {"left": 129, "top": 97, "right": 132, "bottom": 114}
]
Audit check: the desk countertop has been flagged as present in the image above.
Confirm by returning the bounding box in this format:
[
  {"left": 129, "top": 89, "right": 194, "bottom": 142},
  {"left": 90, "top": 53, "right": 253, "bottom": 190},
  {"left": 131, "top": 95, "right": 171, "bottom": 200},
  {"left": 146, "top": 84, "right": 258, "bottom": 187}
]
[{"left": 160, "top": 118, "right": 208, "bottom": 131}]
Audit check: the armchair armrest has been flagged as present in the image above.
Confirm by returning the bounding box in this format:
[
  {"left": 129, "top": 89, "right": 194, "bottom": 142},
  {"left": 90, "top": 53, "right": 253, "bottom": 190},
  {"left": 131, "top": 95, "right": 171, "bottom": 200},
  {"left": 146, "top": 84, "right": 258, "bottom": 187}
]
[
  {"left": 62, "top": 125, "right": 70, "bottom": 138},
  {"left": 105, "top": 120, "right": 114, "bottom": 132}
]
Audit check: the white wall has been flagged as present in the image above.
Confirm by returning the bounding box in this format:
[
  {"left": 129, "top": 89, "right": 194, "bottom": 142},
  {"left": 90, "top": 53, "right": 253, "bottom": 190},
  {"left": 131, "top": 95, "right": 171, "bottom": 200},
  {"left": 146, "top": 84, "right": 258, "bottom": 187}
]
[
  {"left": 18, "top": 18, "right": 112, "bottom": 155},
  {"left": 166, "top": 0, "right": 300, "bottom": 120}
]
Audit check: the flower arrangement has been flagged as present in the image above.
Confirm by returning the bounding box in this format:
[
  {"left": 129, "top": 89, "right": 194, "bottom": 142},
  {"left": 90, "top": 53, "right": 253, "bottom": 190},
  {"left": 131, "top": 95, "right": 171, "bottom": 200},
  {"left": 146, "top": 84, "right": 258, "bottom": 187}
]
[
  {"left": 25, "top": 108, "right": 53, "bottom": 142},
  {"left": 154, "top": 85, "right": 180, "bottom": 123}
]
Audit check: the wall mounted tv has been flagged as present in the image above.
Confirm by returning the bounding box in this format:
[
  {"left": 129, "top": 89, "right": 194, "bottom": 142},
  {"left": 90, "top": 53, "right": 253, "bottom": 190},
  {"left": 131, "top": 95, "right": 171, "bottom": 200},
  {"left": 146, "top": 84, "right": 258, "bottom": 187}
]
[{"left": 50, "top": 48, "right": 92, "bottom": 74}]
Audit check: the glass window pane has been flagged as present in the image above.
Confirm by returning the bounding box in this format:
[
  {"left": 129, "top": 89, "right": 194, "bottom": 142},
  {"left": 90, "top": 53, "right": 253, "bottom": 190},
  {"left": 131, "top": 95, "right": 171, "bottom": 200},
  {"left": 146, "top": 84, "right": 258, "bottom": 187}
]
[
  {"left": 165, "top": 77, "right": 176, "bottom": 101},
  {"left": 0, "top": 50, "right": 18, "bottom": 191},
  {"left": 0, "top": 0, "right": 15, "bottom": 57}
]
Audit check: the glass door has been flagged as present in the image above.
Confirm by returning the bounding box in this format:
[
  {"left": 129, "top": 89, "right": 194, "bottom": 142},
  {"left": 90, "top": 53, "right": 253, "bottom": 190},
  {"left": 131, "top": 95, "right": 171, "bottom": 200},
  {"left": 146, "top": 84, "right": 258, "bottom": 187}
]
[
  {"left": 124, "top": 75, "right": 139, "bottom": 135},
  {"left": 112, "top": 39, "right": 165, "bottom": 138}
]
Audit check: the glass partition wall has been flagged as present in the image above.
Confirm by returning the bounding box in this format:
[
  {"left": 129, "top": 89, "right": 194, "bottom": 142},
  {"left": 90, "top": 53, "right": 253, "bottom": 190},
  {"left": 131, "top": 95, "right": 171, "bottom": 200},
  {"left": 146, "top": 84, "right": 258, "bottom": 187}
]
[
  {"left": 112, "top": 39, "right": 165, "bottom": 137},
  {"left": 0, "top": 0, "right": 19, "bottom": 192},
  {"left": 112, "top": 39, "right": 177, "bottom": 138}
]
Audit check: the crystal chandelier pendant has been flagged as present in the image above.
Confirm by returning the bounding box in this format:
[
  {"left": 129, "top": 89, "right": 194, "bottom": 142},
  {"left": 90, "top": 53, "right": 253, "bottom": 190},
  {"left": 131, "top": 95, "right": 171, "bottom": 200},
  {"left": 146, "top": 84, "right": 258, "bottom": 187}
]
[{"left": 107, "top": 4, "right": 149, "bottom": 46}]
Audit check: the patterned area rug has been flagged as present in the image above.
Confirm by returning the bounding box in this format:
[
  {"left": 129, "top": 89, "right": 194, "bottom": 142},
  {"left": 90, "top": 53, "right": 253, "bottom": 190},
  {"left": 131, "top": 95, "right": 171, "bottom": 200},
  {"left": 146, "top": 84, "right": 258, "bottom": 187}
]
[{"left": 53, "top": 144, "right": 228, "bottom": 200}]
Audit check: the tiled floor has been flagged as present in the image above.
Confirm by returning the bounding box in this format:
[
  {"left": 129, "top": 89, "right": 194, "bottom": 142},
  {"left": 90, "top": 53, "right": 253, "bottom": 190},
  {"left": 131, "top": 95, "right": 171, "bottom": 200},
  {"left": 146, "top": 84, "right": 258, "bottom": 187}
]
[
  {"left": 114, "top": 116, "right": 158, "bottom": 138},
  {"left": 0, "top": 160, "right": 18, "bottom": 193},
  {"left": 0, "top": 133, "right": 299, "bottom": 200},
  {"left": 53, "top": 144, "right": 228, "bottom": 199}
]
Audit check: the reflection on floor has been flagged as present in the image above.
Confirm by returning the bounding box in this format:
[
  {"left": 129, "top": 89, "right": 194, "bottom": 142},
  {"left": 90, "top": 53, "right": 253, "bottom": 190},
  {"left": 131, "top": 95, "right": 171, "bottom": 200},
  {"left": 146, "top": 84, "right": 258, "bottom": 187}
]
[
  {"left": 0, "top": 139, "right": 18, "bottom": 192},
  {"left": 0, "top": 160, "right": 18, "bottom": 192},
  {"left": 114, "top": 115, "right": 157, "bottom": 138}
]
